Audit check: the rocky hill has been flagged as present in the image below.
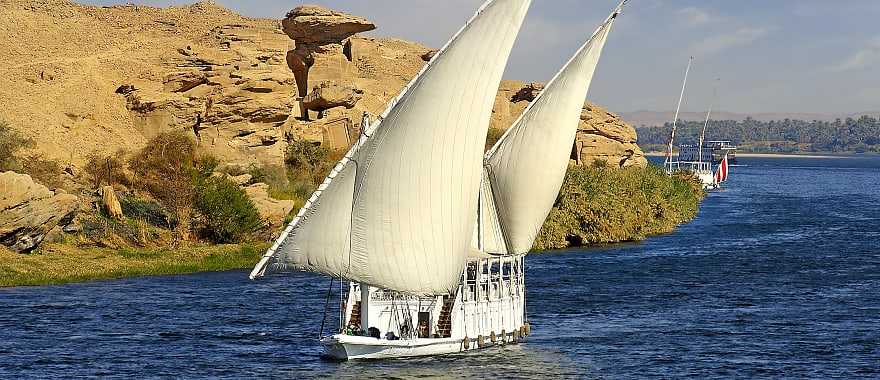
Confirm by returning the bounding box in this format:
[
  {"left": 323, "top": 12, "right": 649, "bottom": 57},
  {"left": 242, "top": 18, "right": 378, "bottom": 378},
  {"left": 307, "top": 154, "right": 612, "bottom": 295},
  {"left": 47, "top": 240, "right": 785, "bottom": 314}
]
[{"left": 0, "top": 0, "right": 645, "bottom": 170}]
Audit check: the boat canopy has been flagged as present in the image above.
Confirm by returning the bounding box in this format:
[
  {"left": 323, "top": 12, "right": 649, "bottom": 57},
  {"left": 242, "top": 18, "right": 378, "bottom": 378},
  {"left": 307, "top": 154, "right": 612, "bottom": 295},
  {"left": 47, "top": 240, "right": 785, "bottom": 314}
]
[{"left": 250, "top": 0, "right": 532, "bottom": 295}]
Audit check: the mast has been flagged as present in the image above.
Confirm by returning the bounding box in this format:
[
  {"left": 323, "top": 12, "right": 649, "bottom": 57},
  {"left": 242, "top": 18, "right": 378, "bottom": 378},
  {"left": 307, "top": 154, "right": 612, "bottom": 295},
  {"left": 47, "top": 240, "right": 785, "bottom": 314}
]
[
  {"left": 666, "top": 56, "right": 693, "bottom": 172},
  {"left": 698, "top": 79, "right": 719, "bottom": 168}
]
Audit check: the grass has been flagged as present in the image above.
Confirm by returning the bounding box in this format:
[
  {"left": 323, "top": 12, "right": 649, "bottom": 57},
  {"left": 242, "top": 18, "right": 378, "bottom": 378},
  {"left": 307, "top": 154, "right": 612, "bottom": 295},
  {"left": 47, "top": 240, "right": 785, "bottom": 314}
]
[
  {"left": 0, "top": 242, "right": 269, "bottom": 287},
  {"left": 534, "top": 163, "right": 705, "bottom": 250}
]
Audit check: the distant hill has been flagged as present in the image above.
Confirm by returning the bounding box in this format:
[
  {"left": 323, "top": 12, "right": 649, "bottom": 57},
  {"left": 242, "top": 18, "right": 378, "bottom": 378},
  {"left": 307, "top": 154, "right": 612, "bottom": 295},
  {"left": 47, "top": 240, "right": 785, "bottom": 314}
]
[{"left": 622, "top": 110, "right": 880, "bottom": 128}]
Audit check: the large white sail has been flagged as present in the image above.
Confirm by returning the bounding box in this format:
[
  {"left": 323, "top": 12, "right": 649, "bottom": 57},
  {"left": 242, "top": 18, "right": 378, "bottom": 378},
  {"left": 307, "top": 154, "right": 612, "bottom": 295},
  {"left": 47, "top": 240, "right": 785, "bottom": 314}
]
[
  {"left": 250, "top": 0, "right": 532, "bottom": 295},
  {"left": 482, "top": 2, "right": 622, "bottom": 255}
]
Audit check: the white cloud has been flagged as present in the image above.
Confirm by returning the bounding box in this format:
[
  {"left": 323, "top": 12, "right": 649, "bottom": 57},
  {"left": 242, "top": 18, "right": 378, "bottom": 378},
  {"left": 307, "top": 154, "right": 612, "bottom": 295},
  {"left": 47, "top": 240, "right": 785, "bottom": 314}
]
[
  {"left": 677, "top": 7, "right": 712, "bottom": 26},
  {"left": 830, "top": 37, "right": 880, "bottom": 72},
  {"left": 690, "top": 27, "right": 768, "bottom": 56}
]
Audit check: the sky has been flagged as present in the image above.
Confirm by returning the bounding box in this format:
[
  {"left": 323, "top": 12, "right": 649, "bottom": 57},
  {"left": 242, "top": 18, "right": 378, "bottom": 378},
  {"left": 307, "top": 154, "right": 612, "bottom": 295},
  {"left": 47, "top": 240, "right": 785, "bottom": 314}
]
[{"left": 82, "top": 0, "right": 880, "bottom": 115}]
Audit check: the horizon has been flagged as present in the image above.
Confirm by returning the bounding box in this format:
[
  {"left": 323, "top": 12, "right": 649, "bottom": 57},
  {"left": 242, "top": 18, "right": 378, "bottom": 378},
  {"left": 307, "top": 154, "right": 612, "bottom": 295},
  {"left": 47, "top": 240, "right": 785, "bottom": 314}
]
[{"left": 80, "top": 0, "right": 880, "bottom": 115}]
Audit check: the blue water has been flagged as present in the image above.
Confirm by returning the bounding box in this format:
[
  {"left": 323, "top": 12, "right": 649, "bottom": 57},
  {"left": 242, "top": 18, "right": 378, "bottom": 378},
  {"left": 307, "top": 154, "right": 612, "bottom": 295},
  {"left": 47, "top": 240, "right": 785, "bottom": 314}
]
[{"left": 2, "top": 156, "right": 879, "bottom": 379}]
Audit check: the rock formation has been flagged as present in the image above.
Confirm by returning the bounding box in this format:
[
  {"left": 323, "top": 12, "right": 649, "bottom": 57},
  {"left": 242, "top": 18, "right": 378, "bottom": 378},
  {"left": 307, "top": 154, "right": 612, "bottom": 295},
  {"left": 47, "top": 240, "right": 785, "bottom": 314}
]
[
  {"left": 0, "top": 172, "right": 79, "bottom": 253},
  {"left": 282, "top": 5, "right": 375, "bottom": 119},
  {"left": 0, "top": 1, "right": 645, "bottom": 179}
]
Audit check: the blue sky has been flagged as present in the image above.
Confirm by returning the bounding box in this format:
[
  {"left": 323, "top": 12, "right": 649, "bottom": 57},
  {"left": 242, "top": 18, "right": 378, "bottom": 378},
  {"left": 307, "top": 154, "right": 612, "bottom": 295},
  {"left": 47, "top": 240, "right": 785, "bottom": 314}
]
[{"left": 82, "top": 0, "right": 880, "bottom": 114}]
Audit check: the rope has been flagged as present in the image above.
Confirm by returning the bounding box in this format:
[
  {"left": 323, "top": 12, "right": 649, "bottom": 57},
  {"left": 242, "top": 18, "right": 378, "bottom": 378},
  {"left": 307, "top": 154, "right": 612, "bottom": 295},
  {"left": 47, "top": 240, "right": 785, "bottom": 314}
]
[{"left": 318, "top": 277, "right": 334, "bottom": 338}]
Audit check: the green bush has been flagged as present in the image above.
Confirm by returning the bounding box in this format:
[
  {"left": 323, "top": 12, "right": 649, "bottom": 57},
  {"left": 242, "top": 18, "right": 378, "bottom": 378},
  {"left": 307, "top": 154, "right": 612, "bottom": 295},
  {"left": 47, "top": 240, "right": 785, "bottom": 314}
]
[
  {"left": 128, "top": 131, "right": 199, "bottom": 240},
  {"left": 194, "top": 176, "right": 263, "bottom": 244},
  {"left": 285, "top": 140, "right": 334, "bottom": 186},
  {"left": 534, "top": 164, "right": 705, "bottom": 250}
]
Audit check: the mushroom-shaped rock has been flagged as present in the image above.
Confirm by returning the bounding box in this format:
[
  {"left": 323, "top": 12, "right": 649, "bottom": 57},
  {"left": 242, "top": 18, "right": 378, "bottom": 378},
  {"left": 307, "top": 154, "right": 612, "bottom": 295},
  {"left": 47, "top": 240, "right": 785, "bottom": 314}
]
[{"left": 282, "top": 5, "right": 376, "bottom": 45}]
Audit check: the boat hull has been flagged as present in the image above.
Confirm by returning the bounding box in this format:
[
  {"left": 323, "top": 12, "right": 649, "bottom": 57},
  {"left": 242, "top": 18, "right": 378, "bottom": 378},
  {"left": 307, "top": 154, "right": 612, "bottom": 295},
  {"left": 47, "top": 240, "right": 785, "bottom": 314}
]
[{"left": 322, "top": 332, "right": 522, "bottom": 360}]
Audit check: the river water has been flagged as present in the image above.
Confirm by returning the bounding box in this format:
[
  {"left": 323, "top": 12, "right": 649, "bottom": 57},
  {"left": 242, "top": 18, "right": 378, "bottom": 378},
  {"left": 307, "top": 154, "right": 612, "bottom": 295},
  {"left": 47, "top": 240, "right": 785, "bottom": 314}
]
[{"left": 2, "top": 156, "right": 879, "bottom": 379}]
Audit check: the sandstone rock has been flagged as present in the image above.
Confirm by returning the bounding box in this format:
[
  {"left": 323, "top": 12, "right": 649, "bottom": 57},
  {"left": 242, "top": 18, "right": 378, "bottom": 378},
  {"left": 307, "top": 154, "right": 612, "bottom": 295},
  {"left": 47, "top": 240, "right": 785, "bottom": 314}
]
[
  {"left": 302, "top": 81, "right": 363, "bottom": 115},
  {"left": 244, "top": 183, "right": 295, "bottom": 228},
  {"left": 100, "top": 185, "right": 124, "bottom": 220},
  {"left": 0, "top": 172, "right": 79, "bottom": 253},
  {"left": 281, "top": 5, "right": 376, "bottom": 45},
  {"left": 163, "top": 71, "right": 209, "bottom": 93}
]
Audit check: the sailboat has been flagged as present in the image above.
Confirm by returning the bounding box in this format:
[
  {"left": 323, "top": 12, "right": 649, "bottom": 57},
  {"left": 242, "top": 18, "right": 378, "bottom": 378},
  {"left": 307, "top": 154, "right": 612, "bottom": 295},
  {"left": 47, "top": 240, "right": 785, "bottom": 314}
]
[
  {"left": 713, "top": 154, "right": 730, "bottom": 187},
  {"left": 664, "top": 58, "right": 718, "bottom": 190},
  {"left": 249, "top": 0, "right": 625, "bottom": 360}
]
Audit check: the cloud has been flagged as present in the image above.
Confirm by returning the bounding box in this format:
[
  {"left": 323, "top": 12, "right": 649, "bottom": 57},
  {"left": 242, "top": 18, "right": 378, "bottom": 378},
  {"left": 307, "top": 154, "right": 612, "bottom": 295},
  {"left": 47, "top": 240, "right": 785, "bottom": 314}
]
[
  {"left": 677, "top": 7, "right": 712, "bottom": 26},
  {"left": 690, "top": 27, "right": 768, "bottom": 56},
  {"left": 830, "top": 37, "right": 880, "bottom": 72}
]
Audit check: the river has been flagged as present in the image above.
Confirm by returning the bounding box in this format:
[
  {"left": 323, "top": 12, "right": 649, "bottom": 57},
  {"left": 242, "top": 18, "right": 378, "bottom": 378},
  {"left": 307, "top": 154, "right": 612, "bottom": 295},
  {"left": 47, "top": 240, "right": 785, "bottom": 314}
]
[{"left": 2, "top": 156, "right": 879, "bottom": 379}]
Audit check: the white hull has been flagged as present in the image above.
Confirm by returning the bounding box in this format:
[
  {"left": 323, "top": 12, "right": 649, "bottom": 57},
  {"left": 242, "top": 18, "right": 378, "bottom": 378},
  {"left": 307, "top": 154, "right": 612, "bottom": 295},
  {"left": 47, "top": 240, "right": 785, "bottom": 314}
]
[
  {"left": 326, "top": 254, "right": 529, "bottom": 360},
  {"left": 321, "top": 332, "right": 524, "bottom": 360}
]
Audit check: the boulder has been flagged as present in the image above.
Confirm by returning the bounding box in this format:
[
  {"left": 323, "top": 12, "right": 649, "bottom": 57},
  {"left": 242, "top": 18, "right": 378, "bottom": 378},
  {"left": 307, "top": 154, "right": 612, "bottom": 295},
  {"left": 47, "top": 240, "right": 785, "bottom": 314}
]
[
  {"left": 282, "top": 5, "right": 376, "bottom": 45},
  {"left": 243, "top": 183, "right": 295, "bottom": 228},
  {"left": 302, "top": 81, "right": 363, "bottom": 114},
  {"left": 0, "top": 172, "right": 79, "bottom": 253}
]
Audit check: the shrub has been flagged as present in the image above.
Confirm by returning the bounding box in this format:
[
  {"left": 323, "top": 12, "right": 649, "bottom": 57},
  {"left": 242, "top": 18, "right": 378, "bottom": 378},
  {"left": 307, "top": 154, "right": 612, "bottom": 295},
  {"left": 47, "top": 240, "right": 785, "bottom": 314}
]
[
  {"left": 285, "top": 140, "right": 334, "bottom": 186},
  {"left": 485, "top": 128, "right": 506, "bottom": 151},
  {"left": 118, "top": 192, "right": 171, "bottom": 228},
  {"left": 21, "top": 153, "right": 65, "bottom": 190},
  {"left": 0, "top": 121, "right": 33, "bottom": 172},
  {"left": 194, "top": 176, "right": 263, "bottom": 243},
  {"left": 128, "top": 131, "right": 199, "bottom": 240},
  {"left": 84, "top": 149, "right": 130, "bottom": 189},
  {"left": 533, "top": 164, "right": 705, "bottom": 250}
]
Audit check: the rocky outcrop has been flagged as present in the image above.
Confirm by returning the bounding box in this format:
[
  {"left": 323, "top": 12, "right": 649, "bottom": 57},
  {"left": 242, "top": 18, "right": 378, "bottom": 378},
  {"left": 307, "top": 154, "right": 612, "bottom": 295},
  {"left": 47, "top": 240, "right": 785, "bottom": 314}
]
[
  {"left": 282, "top": 5, "right": 376, "bottom": 119},
  {"left": 281, "top": 6, "right": 376, "bottom": 45},
  {"left": 302, "top": 81, "right": 363, "bottom": 118},
  {"left": 490, "top": 81, "right": 647, "bottom": 168},
  {"left": 574, "top": 103, "right": 647, "bottom": 168},
  {"left": 243, "top": 183, "right": 295, "bottom": 228},
  {"left": 0, "top": 172, "right": 79, "bottom": 253}
]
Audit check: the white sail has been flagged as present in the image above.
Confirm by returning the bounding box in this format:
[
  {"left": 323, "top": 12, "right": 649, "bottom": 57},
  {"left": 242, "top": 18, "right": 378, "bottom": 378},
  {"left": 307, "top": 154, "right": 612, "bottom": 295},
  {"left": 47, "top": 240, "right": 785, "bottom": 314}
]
[
  {"left": 481, "top": 2, "right": 622, "bottom": 255},
  {"left": 250, "top": 0, "right": 532, "bottom": 295}
]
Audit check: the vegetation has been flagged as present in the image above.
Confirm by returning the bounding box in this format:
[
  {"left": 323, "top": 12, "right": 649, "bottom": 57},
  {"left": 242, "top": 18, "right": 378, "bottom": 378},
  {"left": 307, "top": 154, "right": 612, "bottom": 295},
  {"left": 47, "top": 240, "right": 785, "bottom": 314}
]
[
  {"left": 486, "top": 127, "right": 506, "bottom": 150},
  {"left": 85, "top": 149, "right": 130, "bottom": 188},
  {"left": 0, "top": 243, "right": 267, "bottom": 287},
  {"left": 637, "top": 115, "right": 880, "bottom": 153},
  {"left": 0, "top": 121, "right": 66, "bottom": 189},
  {"left": 0, "top": 120, "right": 32, "bottom": 172},
  {"left": 534, "top": 163, "right": 704, "bottom": 250},
  {"left": 194, "top": 176, "right": 263, "bottom": 243}
]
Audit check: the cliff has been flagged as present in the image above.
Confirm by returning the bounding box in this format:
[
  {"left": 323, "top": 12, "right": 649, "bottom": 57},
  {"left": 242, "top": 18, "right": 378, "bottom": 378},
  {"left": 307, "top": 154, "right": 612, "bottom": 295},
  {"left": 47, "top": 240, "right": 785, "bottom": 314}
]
[{"left": 0, "top": 0, "right": 645, "bottom": 170}]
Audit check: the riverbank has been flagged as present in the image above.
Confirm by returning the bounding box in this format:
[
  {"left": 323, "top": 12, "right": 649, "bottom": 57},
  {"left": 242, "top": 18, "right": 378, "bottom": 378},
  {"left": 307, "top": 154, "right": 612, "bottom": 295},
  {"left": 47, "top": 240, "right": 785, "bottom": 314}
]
[
  {"left": 0, "top": 243, "right": 268, "bottom": 287},
  {"left": 534, "top": 164, "right": 705, "bottom": 250}
]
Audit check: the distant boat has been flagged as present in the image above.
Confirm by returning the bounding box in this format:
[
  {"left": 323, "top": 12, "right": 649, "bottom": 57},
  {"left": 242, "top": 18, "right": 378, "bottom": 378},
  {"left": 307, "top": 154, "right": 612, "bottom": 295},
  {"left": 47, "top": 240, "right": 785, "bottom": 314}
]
[
  {"left": 664, "top": 59, "right": 725, "bottom": 190},
  {"left": 248, "top": 0, "right": 627, "bottom": 360},
  {"left": 714, "top": 154, "right": 730, "bottom": 186}
]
